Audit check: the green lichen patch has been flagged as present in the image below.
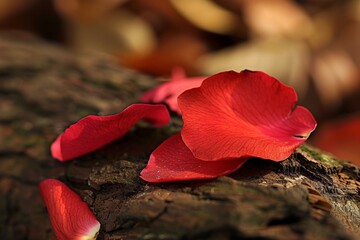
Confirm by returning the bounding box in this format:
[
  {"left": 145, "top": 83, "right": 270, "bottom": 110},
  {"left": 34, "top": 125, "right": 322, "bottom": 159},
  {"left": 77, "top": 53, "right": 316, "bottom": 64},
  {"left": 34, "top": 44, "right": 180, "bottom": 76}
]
[{"left": 297, "top": 144, "right": 344, "bottom": 168}]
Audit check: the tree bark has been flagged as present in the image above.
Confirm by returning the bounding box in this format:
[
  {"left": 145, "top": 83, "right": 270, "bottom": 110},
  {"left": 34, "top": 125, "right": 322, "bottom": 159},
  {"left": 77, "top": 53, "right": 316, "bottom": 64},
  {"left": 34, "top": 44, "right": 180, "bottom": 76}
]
[{"left": 0, "top": 33, "right": 359, "bottom": 240}]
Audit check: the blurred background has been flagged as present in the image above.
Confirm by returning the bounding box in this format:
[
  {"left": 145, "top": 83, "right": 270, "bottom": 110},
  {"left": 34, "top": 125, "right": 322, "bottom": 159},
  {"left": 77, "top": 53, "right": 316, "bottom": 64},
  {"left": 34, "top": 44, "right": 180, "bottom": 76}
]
[{"left": 1, "top": 0, "right": 359, "bottom": 165}]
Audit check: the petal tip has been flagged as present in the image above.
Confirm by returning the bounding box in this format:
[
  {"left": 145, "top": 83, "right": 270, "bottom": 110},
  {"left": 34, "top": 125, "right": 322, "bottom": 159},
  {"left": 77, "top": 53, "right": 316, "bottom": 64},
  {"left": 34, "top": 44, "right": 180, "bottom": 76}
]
[
  {"left": 84, "top": 221, "right": 101, "bottom": 240},
  {"left": 40, "top": 179, "right": 101, "bottom": 240},
  {"left": 50, "top": 136, "right": 64, "bottom": 161}
]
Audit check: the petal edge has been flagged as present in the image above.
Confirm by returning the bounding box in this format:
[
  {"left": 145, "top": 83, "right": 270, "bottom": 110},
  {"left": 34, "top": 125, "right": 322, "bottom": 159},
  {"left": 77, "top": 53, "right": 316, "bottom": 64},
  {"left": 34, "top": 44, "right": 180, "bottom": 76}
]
[{"left": 140, "top": 134, "right": 248, "bottom": 182}]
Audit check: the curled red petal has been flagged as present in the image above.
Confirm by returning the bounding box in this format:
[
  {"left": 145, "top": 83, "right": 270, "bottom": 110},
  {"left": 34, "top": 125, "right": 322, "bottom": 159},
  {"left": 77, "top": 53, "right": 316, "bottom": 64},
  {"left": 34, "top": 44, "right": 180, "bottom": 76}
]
[
  {"left": 141, "top": 68, "right": 206, "bottom": 114},
  {"left": 178, "top": 70, "right": 317, "bottom": 161},
  {"left": 39, "top": 179, "right": 100, "bottom": 240},
  {"left": 140, "top": 134, "right": 248, "bottom": 182},
  {"left": 51, "top": 104, "right": 170, "bottom": 161}
]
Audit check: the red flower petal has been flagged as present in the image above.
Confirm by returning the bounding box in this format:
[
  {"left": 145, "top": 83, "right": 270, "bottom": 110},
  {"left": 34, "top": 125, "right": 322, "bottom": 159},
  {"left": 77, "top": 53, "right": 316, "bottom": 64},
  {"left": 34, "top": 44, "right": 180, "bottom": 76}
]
[
  {"left": 178, "top": 70, "right": 317, "bottom": 161},
  {"left": 39, "top": 179, "right": 100, "bottom": 240},
  {"left": 140, "top": 134, "right": 248, "bottom": 182},
  {"left": 311, "top": 115, "right": 360, "bottom": 167},
  {"left": 141, "top": 68, "right": 206, "bottom": 114},
  {"left": 51, "top": 104, "right": 170, "bottom": 161}
]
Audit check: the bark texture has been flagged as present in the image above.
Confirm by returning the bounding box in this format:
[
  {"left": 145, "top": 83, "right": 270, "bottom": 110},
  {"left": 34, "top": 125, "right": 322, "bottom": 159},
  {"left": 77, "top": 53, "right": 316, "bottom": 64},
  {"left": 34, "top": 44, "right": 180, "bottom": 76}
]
[{"left": 0, "top": 33, "right": 359, "bottom": 240}]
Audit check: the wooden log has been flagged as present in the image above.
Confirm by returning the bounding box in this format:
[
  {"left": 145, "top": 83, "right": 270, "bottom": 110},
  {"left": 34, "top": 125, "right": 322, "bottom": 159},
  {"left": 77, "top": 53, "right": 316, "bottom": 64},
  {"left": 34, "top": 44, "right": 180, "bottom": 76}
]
[{"left": 0, "top": 33, "right": 358, "bottom": 240}]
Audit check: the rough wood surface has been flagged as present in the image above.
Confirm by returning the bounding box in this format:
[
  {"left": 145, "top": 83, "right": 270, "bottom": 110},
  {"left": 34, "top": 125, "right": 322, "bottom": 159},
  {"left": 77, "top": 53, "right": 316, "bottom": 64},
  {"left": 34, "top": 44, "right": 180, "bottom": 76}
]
[{"left": 0, "top": 33, "right": 359, "bottom": 240}]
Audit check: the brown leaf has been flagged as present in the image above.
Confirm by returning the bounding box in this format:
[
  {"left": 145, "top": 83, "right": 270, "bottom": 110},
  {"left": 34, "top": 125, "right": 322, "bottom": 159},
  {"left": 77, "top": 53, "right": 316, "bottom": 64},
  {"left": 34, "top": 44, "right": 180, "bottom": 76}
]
[
  {"left": 241, "top": 0, "right": 312, "bottom": 38},
  {"left": 198, "top": 38, "right": 311, "bottom": 97},
  {"left": 54, "top": 0, "right": 127, "bottom": 22}
]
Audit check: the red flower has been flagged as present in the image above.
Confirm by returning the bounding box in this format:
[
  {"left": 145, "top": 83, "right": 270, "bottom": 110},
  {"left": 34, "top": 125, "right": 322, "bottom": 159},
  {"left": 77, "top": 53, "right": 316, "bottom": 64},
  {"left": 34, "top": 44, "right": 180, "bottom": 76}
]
[
  {"left": 141, "top": 68, "right": 206, "bottom": 114},
  {"left": 179, "top": 70, "right": 317, "bottom": 161},
  {"left": 39, "top": 179, "right": 100, "bottom": 240},
  {"left": 51, "top": 104, "right": 170, "bottom": 161},
  {"left": 140, "top": 134, "right": 248, "bottom": 182},
  {"left": 141, "top": 70, "right": 316, "bottom": 182}
]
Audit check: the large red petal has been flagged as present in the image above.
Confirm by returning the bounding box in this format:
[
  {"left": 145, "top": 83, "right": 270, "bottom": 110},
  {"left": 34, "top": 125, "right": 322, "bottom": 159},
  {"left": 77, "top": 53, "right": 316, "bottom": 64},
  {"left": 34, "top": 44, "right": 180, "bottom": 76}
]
[
  {"left": 51, "top": 104, "right": 170, "bottom": 161},
  {"left": 141, "top": 68, "right": 206, "bottom": 114},
  {"left": 178, "top": 70, "right": 317, "bottom": 161},
  {"left": 140, "top": 134, "right": 248, "bottom": 182},
  {"left": 39, "top": 179, "right": 100, "bottom": 240}
]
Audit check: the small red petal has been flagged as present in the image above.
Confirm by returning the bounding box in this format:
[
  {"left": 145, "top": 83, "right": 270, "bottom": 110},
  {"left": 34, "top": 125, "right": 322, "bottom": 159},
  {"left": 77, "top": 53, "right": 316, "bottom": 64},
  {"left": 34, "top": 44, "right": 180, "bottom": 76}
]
[
  {"left": 178, "top": 70, "right": 317, "bottom": 161},
  {"left": 141, "top": 68, "right": 206, "bottom": 114},
  {"left": 140, "top": 134, "right": 248, "bottom": 182},
  {"left": 39, "top": 179, "right": 100, "bottom": 240},
  {"left": 51, "top": 104, "right": 170, "bottom": 161}
]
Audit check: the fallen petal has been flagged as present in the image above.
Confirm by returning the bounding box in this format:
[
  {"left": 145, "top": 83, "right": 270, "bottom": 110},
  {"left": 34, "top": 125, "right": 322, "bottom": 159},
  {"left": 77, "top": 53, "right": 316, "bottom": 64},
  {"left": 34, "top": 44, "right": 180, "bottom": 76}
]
[
  {"left": 39, "top": 179, "right": 100, "bottom": 240},
  {"left": 141, "top": 68, "right": 206, "bottom": 114},
  {"left": 51, "top": 103, "right": 170, "bottom": 161},
  {"left": 178, "top": 70, "right": 317, "bottom": 161},
  {"left": 311, "top": 115, "right": 360, "bottom": 167},
  {"left": 140, "top": 134, "right": 248, "bottom": 182}
]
